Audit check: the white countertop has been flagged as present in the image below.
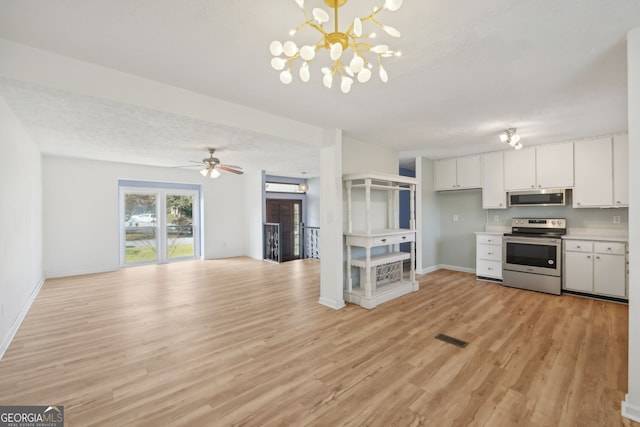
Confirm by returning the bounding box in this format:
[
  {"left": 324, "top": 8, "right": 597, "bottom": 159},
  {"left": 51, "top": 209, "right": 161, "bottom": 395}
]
[
  {"left": 477, "top": 226, "right": 628, "bottom": 242},
  {"left": 562, "top": 234, "right": 628, "bottom": 242}
]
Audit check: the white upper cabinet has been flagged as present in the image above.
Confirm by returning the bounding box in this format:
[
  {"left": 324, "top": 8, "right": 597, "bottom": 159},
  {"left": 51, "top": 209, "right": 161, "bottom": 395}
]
[
  {"left": 504, "top": 143, "right": 574, "bottom": 191},
  {"left": 503, "top": 148, "right": 536, "bottom": 190},
  {"left": 535, "top": 142, "right": 574, "bottom": 188},
  {"left": 573, "top": 137, "right": 613, "bottom": 207},
  {"left": 613, "top": 134, "right": 629, "bottom": 207},
  {"left": 434, "top": 155, "right": 481, "bottom": 191},
  {"left": 481, "top": 151, "right": 506, "bottom": 209}
]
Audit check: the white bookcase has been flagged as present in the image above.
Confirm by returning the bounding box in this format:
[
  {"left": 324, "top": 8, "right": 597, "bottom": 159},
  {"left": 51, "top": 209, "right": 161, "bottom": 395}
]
[{"left": 343, "top": 173, "right": 419, "bottom": 309}]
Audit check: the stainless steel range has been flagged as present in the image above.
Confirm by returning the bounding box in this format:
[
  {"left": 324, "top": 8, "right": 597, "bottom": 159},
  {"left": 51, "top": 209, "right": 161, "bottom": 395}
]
[{"left": 502, "top": 218, "right": 566, "bottom": 295}]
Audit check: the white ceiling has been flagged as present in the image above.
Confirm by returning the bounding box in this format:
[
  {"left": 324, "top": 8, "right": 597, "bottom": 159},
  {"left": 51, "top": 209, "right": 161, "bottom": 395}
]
[{"left": 1, "top": 0, "right": 639, "bottom": 176}]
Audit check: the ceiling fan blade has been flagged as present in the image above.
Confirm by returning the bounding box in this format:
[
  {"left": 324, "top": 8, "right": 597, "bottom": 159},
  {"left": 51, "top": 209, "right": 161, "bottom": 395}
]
[
  {"left": 219, "top": 165, "right": 244, "bottom": 175},
  {"left": 172, "top": 164, "right": 201, "bottom": 168},
  {"left": 219, "top": 164, "right": 242, "bottom": 170}
]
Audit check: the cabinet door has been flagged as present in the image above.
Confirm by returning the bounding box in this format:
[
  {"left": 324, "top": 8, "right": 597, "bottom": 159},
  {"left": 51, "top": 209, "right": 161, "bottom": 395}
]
[
  {"left": 434, "top": 158, "right": 458, "bottom": 190},
  {"left": 593, "top": 254, "right": 626, "bottom": 298},
  {"left": 564, "top": 251, "right": 593, "bottom": 292},
  {"left": 481, "top": 152, "right": 506, "bottom": 208},
  {"left": 536, "top": 142, "right": 574, "bottom": 188},
  {"left": 504, "top": 147, "right": 536, "bottom": 191},
  {"left": 456, "top": 155, "right": 481, "bottom": 189},
  {"left": 573, "top": 137, "right": 613, "bottom": 207},
  {"left": 613, "top": 134, "right": 629, "bottom": 207}
]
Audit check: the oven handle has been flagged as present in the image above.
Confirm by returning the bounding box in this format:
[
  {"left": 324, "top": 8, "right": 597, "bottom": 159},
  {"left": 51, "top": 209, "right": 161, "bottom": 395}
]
[{"left": 503, "top": 236, "right": 562, "bottom": 245}]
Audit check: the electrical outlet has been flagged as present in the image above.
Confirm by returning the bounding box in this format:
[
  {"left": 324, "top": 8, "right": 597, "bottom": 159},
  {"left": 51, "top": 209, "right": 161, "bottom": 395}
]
[
  {"left": 613, "top": 216, "right": 621, "bottom": 224},
  {"left": 493, "top": 215, "right": 500, "bottom": 222},
  {"left": 453, "top": 214, "right": 459, "bottom": 222}
]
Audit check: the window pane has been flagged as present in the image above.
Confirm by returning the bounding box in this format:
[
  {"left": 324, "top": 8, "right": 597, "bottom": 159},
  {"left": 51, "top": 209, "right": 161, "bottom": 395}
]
[
  {"left": 124, "top": 193, "right": 157, "bottom": 263},
  {"left": 166, "top": 194, "right": 194, "bottom": 259}
]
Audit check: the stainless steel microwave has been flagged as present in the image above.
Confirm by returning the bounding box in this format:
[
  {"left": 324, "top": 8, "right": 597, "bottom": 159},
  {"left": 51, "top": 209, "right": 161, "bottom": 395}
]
[{"left": 508, "top": 189, "right": 566, "bottom": 206}]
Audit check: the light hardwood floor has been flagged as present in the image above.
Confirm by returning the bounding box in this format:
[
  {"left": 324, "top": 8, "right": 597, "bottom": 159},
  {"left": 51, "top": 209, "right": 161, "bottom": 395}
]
[{"left": 0, "top": 258, "right": 635, "bottom": 426}]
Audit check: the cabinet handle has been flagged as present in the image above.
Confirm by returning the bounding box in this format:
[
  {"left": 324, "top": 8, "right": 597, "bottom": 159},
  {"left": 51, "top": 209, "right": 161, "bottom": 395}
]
[
  {"left": 531, "top": 185, "right": 535, "bottom": 188},
  {"left": 381, "top": 238, "right": 387, "bottom": 242},
  {"left": 577, "top": 202, "right": 581, "bottom": 206},
  {"left": 587, "top": 255, "right": 591, "bottom": 259},
  {"left": 538, "top": 185, "right": 542, "bottom": 188},
  {"left": 488, "top": 267, "right": 493, "bottom": 270},
  {"left": 607, "top": 247, "right": 612, "bottom": 251},
  {"left": 616, "top": 201, "right": 621, "bottom": 204},
  {"left": 487, "top": 239, "right": 492, "bottom": 242},
  {"left": 402, "top": 236, "right": 407, "bottom": 240},
  {"left": 596, "top": 256, "right": 600, "bottom": 260},
  {"left": 488, "top": 252, "right": 493, "bottom": 255},
  {"left": 576, "top": 246, "right": 581, "bottom": 249}
]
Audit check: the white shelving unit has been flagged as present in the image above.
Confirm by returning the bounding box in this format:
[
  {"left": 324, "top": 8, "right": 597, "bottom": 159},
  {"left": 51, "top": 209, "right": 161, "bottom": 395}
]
[{"left": 343, "top": 173, "right": 419, "bottom": 309}]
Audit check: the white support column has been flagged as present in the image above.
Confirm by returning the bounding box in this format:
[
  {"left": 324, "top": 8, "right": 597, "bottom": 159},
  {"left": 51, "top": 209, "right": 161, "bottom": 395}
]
[
  {"left": 623, "top": 27, "right": 640, "bottom": 423},
  {"left": 318, "top": 129, "right": 346, "bottom": 310}
]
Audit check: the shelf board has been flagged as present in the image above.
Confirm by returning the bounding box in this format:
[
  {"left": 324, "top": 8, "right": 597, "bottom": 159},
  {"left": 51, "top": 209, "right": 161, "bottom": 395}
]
[
  {"left": 345, "top": 229, "right": 415, "bottom": 238},
  {"left": 343, "top": 173, "right": 418, "bottom": 186},
  {"left": 350, "top": 252, "right": 410, "bottom": 268}
]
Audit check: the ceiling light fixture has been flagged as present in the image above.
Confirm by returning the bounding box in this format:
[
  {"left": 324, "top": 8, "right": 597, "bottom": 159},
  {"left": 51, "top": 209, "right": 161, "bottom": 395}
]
[
  {"left": 500, "top": 128, "right": 523, "bottom": 150},
  {"left": 270, "top": 0, "right": 404, "bottom": 93},
  {"left": 200, "top": 166, "right": 221, "bottom": 179}
]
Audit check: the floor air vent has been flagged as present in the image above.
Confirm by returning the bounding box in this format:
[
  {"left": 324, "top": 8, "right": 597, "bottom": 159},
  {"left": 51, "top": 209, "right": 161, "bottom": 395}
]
[{"left": 435, "top": 333, "right": 468, "bottom": 348}]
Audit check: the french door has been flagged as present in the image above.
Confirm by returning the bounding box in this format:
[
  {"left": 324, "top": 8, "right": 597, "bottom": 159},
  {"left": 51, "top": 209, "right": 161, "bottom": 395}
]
[{"left": 120, "top": 185, "right": 200, "bottom": 265}]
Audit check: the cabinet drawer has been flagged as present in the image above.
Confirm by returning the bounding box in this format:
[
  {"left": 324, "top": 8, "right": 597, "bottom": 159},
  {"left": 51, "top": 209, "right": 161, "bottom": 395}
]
[
  {"left": 564, "top": 240, "right": 593, "bottom": 252},
  {"left": 477, "top": 260, "right": 502, "bottom": 279},
  {"left": 477, "top": 234, "right": 502, "bottom": 245},
  {"left": 594, "top": 241, "right": 626, "bottom": 255},
  {"left": 477, "top": 244, "right": 502, "bottom": 261},
  {"left": 373, "top": 233, "right": 414, "bottom": 246}
]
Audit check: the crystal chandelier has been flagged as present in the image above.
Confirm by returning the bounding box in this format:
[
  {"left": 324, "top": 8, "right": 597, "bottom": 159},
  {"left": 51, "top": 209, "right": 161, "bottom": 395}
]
[
  {"left": 270, "top": 0, "right": 404, "bottom": 93},
  {"left": 500, "top": 128, "right": 523, "bottom": 150}
]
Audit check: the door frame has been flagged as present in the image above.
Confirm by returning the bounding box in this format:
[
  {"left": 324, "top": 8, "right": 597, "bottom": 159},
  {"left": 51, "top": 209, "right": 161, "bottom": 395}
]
[{"left": 119, "top": 180, "right": 201, "bottom": 266}]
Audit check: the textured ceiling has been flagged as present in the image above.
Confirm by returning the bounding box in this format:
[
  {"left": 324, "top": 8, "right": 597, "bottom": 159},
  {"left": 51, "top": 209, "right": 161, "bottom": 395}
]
[{"left": 1, "top": 0, "right": 639, "bottom": 175}]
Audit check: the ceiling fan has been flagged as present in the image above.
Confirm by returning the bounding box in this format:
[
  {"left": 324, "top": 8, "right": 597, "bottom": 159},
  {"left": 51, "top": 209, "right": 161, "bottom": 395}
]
[{"left": 181, "top": 148, "right": 244, "bottom": 178}]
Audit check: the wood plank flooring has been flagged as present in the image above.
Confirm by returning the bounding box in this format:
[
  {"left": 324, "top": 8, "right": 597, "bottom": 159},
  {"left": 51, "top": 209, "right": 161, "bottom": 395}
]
[{"left": 0, "top": 258, "right": 635, "bottom": 426}]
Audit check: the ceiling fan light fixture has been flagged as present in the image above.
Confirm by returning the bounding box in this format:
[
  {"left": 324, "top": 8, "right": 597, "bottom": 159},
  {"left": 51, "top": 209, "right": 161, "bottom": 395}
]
[
  {"left": 501, "top": 128, "right": 523, "bottom": 150},
  {"left": 200, "top": 168, "right": 209, "bottom": 177},
  {"left": 210, "top": 168, "right": 221, "bottom": 179},
  {"left": 270, "top": 0, "right": 403, "bottom": 92}
]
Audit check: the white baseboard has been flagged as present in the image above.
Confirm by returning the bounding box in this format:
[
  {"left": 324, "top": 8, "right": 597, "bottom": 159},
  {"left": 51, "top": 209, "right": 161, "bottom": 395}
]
[
  {"left": 45, "top": 265, "right": 119, "bottom": 279},
  {"left": 318, "top": 296, "right": 346, "bottom": 310},
  {"left": 418, "top": 264, "right": 475, "bottom": 275},
  {"left": 622, "top": 394, "right": 640, "bottom": 422},
  {"left": 0, "top": 277, "right": 45, "bottom": 360}
]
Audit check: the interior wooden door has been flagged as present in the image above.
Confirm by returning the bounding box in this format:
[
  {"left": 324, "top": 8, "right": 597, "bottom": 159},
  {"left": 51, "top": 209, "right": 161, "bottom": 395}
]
[{"left": 266, "top": 199, "right": 301, "bottom": 262}]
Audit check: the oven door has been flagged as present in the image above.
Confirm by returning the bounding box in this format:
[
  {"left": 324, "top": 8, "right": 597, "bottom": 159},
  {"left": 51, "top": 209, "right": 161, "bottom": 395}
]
[{"left": 502, "top": 236, "right": 562, "bottom": 277}]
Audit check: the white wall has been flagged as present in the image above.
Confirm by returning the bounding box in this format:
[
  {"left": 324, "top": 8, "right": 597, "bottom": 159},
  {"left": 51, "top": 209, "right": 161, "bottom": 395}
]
[
  {"left": 419, "top": 158, "right": 440, "bottom": 272},
  {"left": 244, "top": 170, "right": 265, "bottom": 260},
  {"left": 319, "top": 130, "right": 345, "bottom": 310},
  {"left": 43, "top": 156, "right": 246, "bottom": 277},
  {"left": 0, "top": 96, "right": 43, "bottom": 357},
  {"left": 306, "top": 177, "right": 321, "bottom": 227},
  {"left": 623, "top": 27, "right": 640, "bottom": 423},
  {"left": 342, "top": 136, "right": 398, "bottom": 175}
]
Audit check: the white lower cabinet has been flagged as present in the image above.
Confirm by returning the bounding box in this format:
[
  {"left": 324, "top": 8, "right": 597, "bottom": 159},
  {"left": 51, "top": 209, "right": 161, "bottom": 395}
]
[
  {"left": 563, "top": 239, "right": 628, "bottom": 299},
  {"left": 475, "top": 233, "right": 503, "bottom": 281}
]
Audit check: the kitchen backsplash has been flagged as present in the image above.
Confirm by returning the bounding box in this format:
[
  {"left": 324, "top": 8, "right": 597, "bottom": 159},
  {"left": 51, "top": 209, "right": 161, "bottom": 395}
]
[{"left": 486, "top": 205, "right": 629, "bottom": 230}]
